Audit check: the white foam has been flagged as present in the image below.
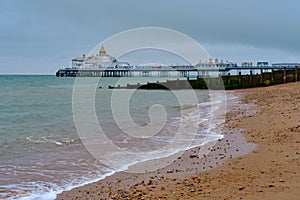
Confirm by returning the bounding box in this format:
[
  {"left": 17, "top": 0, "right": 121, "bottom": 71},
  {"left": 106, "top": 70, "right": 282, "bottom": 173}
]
[
  {"left": 4, "top": 170, "right": 117, "bottom": 200},
  {"left": 5, "top": 92, "right": 233, "bottom": 200}
]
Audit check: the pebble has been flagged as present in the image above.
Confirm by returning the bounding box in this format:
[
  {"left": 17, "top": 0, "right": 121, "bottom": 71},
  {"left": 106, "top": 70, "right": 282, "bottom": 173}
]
[{"left": 238, "top": 186, "right": 245, "bottom": 191}]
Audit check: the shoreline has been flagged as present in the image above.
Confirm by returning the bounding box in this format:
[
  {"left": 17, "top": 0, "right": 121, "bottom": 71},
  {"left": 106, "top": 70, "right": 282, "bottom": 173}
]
[
  {"left": 57, "top": 133, "right": 254, "bottom": 199},
  {"left": 56, "top": 90, "right": 254, "bottom": 199},
  {"left": 57, "top": 82, "right": 300, "bottom": 199}
]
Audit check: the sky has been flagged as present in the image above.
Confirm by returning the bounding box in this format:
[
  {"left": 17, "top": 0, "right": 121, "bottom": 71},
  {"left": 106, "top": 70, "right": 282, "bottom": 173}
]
[{"left": 0, "top": 0, "right": 300, "bottom": 74}]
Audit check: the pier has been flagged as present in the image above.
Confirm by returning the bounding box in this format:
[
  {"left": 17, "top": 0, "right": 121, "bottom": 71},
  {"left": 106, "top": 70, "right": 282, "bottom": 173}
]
[
  {"left": 57, "top": 46, "right": 300, "bottom": 80},
  {"left": 56, "top": 64, "right": 299, "bottom": 78},
  {"left": 55, "top": 59, "right": 300, "bottom": 89}
]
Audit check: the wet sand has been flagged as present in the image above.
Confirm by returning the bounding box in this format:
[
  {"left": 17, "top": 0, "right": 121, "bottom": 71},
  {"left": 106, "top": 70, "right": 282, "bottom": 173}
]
[{"left": 57, "top": 82, "right": 300, "bottom": 200}]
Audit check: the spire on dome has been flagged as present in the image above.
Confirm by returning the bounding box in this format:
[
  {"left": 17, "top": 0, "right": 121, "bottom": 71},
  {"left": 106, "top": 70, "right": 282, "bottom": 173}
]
[{"left": 99, "top": 46, "right": 106, "bottom": 54}]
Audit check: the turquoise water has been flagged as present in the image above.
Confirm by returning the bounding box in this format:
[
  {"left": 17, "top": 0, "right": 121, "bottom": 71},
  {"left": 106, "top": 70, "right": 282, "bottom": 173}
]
[
  {"left": 0, "top": 75, "right": 225, "bottom": 199},
  {"left": 0, "top": 76, "right": 75, "bottom": 154}
]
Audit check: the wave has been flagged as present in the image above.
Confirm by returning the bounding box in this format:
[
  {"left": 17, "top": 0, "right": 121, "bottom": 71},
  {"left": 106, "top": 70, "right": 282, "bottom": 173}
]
[
  {"left": 0, "top": 136, "right": 81, "bottom": 150},
  {"left": 25, "top": 136, "right": 81, "bottom": 146},
  {"left": 173, "top": 104, "right": 198, "bottom": 110},
  {"left": 3, "top": 170, "right": 116, "bottom": 200},
  {"left": 1, "top": 91, "right": 232, "bottom": 200}
]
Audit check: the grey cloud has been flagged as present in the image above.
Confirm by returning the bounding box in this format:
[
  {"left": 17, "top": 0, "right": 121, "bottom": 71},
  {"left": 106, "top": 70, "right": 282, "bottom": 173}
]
[{"left": 0, "top": 0, "right": 299, "bottom": 73}]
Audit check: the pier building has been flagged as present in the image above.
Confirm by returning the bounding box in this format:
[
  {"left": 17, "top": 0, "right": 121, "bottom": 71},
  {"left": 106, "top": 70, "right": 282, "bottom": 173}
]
[{"left": 71, "top": 46, "right": 130, "bottom": 69}]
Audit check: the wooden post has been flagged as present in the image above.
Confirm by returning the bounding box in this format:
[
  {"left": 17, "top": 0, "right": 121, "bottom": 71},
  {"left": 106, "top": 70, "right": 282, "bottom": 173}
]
[
  {"left": 295, "top": 66, "right": 298, "bottom": 82},
  {"left": 250, "top": 70, "right": 253, "bottom": 87},
  {"left": 227, "top": 73, "right": 231, "bottom": 85},
  {"left": 260, "top": 69, "right": 263, "bottom": 83},
  {"left": 239, "top": 72, "right": 242, "bottom": 88},
  {"left": 283, "top": 67, "right": 287, "bottom": 83},
  {"left": 218, "top": 74, "right": 222, "bottom": 87},
  {"left": 206, "top": 75, "right": 210, "bottom": 88}
]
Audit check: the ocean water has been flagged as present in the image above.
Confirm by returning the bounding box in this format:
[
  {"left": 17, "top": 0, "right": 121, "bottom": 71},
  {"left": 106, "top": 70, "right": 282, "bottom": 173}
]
[{"left": 0, "top": 75, "right": 227, "bottom": 199}]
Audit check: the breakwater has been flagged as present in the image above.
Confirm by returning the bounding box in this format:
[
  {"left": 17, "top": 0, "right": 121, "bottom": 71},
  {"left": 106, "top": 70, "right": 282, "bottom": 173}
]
[{"left": 109, "top": 67, "right": 299, "bottom": 90}]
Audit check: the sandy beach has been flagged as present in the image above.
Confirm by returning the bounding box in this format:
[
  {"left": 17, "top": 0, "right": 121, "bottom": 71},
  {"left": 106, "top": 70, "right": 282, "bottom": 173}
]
[{"left": 57, "top": 82, "right": 300, "bottom": 200}]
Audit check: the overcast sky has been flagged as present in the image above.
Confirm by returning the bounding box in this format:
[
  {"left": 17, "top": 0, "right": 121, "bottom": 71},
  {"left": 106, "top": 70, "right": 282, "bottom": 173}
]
[{"left": 0, "top": 0, "right": 299, "bottom": 74}]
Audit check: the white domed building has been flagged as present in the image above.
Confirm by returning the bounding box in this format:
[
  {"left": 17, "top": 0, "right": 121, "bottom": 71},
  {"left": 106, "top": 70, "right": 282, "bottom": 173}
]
[{"left": 72, "top": 46, "right": 130, "bottom": 69}]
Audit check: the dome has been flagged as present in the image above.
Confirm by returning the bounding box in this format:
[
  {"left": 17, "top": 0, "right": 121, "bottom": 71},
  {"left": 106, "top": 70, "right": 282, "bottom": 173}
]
[{"left": 99, "top": 46, "right": 106, "bottom": 54}]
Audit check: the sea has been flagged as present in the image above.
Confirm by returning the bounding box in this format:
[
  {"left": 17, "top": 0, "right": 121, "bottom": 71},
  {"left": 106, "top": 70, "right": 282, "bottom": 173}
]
[{"left": 0, "top": 75, "right": 229, "bottom": 199}]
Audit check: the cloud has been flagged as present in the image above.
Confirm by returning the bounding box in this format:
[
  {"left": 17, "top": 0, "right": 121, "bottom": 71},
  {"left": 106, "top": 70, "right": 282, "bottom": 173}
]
[{"left": 0, "top": 0, "right": 299, "bottom": 73}]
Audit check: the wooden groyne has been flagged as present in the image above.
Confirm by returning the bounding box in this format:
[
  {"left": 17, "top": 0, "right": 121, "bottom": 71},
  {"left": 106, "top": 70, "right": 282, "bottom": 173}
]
[
  {"left": 221, "top": 67, "right": 299, "bottom": 89},
  {"left": 109, "top": 67, "right": 299, "bottom": 90}
]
